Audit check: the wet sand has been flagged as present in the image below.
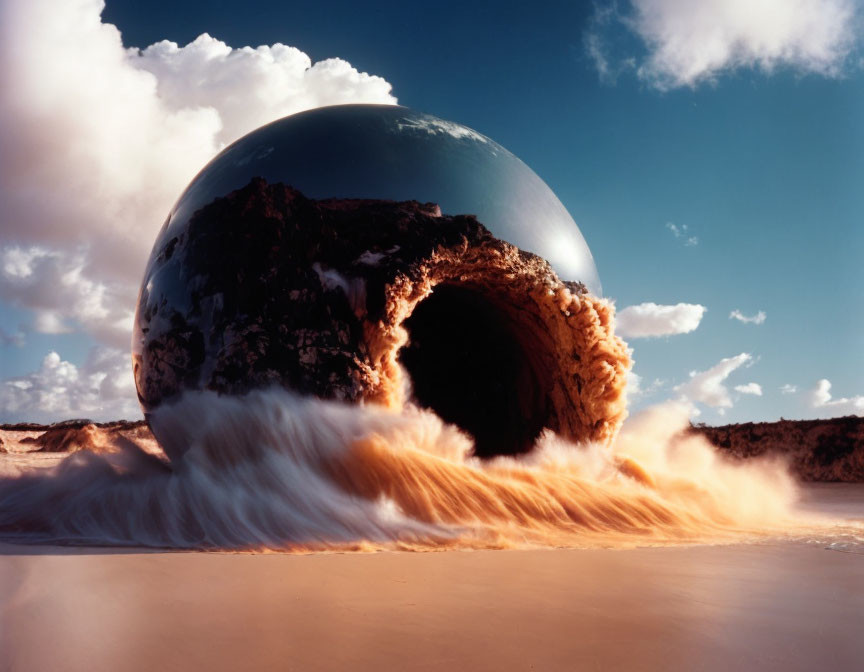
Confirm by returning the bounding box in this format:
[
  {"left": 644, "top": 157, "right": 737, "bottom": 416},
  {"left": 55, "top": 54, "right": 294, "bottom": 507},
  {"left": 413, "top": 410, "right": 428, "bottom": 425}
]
[{"left": 1, "top": 485, "right": 862, "bottom": 672}]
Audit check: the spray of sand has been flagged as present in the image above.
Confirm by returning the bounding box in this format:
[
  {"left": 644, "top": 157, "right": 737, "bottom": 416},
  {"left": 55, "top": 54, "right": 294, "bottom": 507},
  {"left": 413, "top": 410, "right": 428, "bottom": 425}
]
[
  {"left": 0, "top": 385, "right": 809, "bottom": 551},
  {"left": 0, "top": 250, "right": 839, "bottom": 552}
]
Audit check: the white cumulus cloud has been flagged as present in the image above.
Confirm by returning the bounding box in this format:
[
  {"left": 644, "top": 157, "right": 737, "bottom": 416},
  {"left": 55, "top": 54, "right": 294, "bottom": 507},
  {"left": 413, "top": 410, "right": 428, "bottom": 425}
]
[
  {"left": 587, "top": 0, "right": 860, "bottom": 90},
  {"left": 616, "top": 302, "right": 706, "bottom": 338},
  {"left": 0, "top": 246, "right": 132, "bottom": 346},
  {"left": 0, "top": 349, "right": 140, "bottom": 423},
  {"left": 730, "top": 309, "right": 767, "bottom": 325},
  {"left": 808, "top": 379, "right": 864, "bottom": 416},
  {"left": 0, "top": 0, "right": 396, "bottom": 349},
  {"left": 675, "top": 352, "right": 753, "bottom": 411},
  {"left": 734, "top": 382, "right": 763, "bottom": 396},
  {"left": 780, "top": 384, "right": 798, "bottom": 395},
  {"left": 135, "top": 33, "right": 395, "bottom": 148}
]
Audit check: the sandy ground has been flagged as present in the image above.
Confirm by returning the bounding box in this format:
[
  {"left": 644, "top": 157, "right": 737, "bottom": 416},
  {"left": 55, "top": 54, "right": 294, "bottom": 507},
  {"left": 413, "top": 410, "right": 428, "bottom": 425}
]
[{"left": 0, "top": 484, "right": 862, "bottom": 672}]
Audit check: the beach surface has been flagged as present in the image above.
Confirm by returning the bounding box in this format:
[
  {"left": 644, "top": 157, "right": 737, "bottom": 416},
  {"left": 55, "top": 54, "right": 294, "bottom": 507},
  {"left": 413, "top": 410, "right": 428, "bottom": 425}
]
[{"left": 1, "top": 484, "right": 862, "bottom": 672}]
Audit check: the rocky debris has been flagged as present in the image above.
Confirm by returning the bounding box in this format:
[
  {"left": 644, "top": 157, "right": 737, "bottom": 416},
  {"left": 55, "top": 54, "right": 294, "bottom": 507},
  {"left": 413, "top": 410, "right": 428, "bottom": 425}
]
[
  {"left": 19, "top": 425, "right": 103, "bottom": 453},
  {"left": 690, "top": 415, "right": 864, "bottom": 482},
  {"left": 0, "top": 420, "right": 155, "bottom": 455},
  {"left": 134, "top": 179, "right": 631, "bottom": 458}
]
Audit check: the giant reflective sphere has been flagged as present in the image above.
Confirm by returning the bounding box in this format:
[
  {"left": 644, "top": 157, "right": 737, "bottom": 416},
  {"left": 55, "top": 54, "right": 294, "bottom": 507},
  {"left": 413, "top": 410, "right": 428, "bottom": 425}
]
[
  {"left": 153, "top": 104, "right": 599, "bottom": 292},
  {"left": 134, "top": 105, "right": 623, "bottom": 459}
]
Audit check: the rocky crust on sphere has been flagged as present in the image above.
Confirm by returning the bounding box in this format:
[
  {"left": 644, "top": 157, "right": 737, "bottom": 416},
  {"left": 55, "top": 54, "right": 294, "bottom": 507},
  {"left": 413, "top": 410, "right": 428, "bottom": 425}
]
[{"left": 133, "top": 179, "right": 631, "bottom": 453}]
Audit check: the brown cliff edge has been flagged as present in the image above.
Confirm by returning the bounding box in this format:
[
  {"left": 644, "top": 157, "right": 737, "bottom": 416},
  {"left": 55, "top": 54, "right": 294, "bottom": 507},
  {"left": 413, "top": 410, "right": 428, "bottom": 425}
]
[{"left": 689, "top": 416, "right": 864, "bottom": 482}]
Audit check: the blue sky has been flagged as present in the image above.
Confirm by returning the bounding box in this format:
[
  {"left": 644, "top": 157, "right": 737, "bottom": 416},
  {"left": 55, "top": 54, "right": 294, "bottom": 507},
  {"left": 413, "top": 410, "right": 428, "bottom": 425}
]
[{"left": 1, "top": 0, "right": 862, "bottom": 422}]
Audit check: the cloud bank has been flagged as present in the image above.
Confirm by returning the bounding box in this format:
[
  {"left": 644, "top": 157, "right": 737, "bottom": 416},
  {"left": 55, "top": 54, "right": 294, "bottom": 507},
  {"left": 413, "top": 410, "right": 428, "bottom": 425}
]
[
  {"left": 0, "top": 350, "right": 140, "bottom": 423},
  {"left": 587, "top": 0, "right": 860, "bottom": 90},
  {"left": 616, "top": 302, "right": 706, "bottom": 338},
  {"left": 0, "top": 0, "right": 397, "bottom": 420}
]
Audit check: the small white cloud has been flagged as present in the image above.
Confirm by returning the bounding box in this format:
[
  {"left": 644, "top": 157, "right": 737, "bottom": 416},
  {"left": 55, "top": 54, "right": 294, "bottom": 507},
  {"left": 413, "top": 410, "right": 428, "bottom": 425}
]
[
  {"left": 616, "top": 302, "right": 706, "bottom": 338},
  {"left": 33, "top": 310, "right": 73, "bottom": 335},
  {"left": 734, "top": 382, "right": 763, "bottom": 396},
  {"left": 583, "top": 4, "right": 641, "bottom": 85},
  {"left": 585, "top": 29, "right": 614, "bottom": 84},
  {"left": 780, "top": 384, "right": 798, "bottom": 395},
  {"left": 666, "top": 222, "right": 698, "bottom": 247},
  {"left": 808, "top": 379, "right": 864, "bottom": 416},
  {"left": 675, "top": 352, "right": 752, "bottom": 410},
  {"left": 730, "top": 309, "right": 767, "bottom": 325},
  {"left": 626, "top": 370, "right": 643, "bottom": 401},
  {"left": 626, "top": 370, "right": 665, "bottom": 402},
  {"left": 587, "top": 0, "right": 860, "bottom": 90},
  {"left": 584, "top": 5, "right": 627, "bottom": 85},
  {"left": 1, "top": 247, "right": 52, "bottom": 279}
]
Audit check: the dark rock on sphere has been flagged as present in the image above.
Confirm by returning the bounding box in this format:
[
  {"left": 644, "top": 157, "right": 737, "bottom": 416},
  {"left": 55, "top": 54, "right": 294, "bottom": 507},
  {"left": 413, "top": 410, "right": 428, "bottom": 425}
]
[
  {"left": 133, "top": 105, "right": 627, "bottom": 460},
  {"left": 135, "top": 178, "right": 485, "bottom": 407},
  {"left": 133, "top": 179, "right": 630, "bottom": 459}
]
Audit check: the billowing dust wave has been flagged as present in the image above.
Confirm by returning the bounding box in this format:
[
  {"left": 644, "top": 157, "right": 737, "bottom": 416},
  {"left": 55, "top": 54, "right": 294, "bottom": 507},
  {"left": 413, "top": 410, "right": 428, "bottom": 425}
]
[
  {"left": 0, "top": 386, "right": 804, "bottom": 551},
  {"left": 0, "top": 257, "right": 814, "bottom": 551}
]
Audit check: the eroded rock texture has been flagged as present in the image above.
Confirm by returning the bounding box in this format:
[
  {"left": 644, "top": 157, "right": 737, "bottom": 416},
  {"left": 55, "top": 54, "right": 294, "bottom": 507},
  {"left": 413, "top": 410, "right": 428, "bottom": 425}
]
[
  {"left": 134, "top": 179, "right": 630, "bottom": 458},
  {"left": 691, "top": 416, "right": 864, "bottom": 482},
  {"left": 0, "top": 420, "right": 153, "bottom": 455}
]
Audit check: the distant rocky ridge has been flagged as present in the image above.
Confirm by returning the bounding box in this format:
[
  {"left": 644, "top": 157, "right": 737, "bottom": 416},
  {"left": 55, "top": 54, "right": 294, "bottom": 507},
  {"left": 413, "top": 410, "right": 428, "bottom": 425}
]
[
  {"left": 2, "top": 415, "right": 862, "bottom": 482},
  {"left": 0, "top": 419, "right": 152, "bottom": 455},
  {"left": 1, "top": 419, "right": 147, "bottom": 433},
  {"left": 689, "top": 415, "right": 864, "bottom": 482}
]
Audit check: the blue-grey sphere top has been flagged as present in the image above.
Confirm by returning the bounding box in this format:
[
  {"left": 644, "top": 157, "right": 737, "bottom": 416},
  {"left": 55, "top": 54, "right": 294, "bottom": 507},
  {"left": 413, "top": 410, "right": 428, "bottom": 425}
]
[{"left": 155, "top": 104, "right": 601, "bottom": 295}]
